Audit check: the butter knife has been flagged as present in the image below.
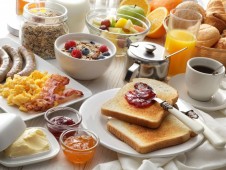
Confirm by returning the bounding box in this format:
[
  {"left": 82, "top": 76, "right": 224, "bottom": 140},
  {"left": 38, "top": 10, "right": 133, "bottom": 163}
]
[{"left": 177, "top": 100, "right": 226, "bottom": 149}]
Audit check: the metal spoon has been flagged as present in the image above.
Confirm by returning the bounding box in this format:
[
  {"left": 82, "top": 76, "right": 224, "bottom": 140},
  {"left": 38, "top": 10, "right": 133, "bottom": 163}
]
[
  {"left": 165, "top": 47, "right": 188, "bottom": 59},
  {"left": 212, "top": 65, "right": 224, "bottom": 75}
]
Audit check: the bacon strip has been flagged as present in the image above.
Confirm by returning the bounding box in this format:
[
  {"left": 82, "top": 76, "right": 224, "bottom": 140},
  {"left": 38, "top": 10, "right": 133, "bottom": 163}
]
[{"left": 24, "top": 74, "right": 83, "bottom": 112}]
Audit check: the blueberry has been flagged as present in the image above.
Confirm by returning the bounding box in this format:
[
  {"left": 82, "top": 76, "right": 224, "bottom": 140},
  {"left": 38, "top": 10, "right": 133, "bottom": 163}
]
[
  {"left": 68, "top": 47, "right": 75, "bottom": 53},
  {"left": 82, "top": 48, "right": 90, "bottom": 55},
  {"left": 98, "top": 55, "right": 105, "bottom": 59},
  {"left": 90, "top": 41, "right": 95, "bottom": 44},
  {"left": 102, "top": 52, "right": 110, "bottom": 56}
]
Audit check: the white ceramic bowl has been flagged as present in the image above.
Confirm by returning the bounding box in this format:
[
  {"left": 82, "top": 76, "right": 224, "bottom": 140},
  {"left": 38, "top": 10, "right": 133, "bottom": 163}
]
[{"left": 54, "top": 33, "right": 116, "bottom": 80}]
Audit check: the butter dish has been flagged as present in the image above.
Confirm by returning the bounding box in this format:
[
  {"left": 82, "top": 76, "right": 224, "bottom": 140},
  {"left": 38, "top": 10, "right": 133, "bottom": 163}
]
[
  {"left": 0, "top": 113, "right": 60, "bottom": 167},
  {"left": 0, "top": 113, "right": 26, "bottom": 152}
]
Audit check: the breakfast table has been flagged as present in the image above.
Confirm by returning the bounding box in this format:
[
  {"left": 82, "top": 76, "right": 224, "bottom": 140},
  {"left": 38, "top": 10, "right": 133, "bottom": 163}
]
[{"left": 1, "top": 0, "right": 226, "bottom": 170}]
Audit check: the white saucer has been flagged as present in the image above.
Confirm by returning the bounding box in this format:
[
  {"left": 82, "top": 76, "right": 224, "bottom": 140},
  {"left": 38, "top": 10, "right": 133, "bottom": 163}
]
[{"left": 168, "top": 74, "right": 226, "bottom": 111}]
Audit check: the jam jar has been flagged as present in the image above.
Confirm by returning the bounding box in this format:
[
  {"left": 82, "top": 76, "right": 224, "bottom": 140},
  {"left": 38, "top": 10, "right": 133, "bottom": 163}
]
[{"left": 20, "top": 1, "right": 69, "bottom": 59}]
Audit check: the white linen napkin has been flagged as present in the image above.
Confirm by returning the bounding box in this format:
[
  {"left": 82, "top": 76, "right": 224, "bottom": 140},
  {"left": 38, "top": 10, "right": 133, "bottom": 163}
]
[{"left": 93, "top": 110, "right": 226, "bottom": 170}]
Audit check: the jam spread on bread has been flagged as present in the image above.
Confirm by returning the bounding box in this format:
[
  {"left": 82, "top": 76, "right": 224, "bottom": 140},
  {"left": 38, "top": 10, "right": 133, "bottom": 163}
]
[{"left": 125, "top": 82, "right": 156, "bottom": 108}]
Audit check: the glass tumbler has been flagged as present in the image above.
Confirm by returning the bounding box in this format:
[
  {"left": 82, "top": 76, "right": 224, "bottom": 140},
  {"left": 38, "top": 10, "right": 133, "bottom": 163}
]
[{"left": 164, "top": 8, "right": 202, "bottom": 76}]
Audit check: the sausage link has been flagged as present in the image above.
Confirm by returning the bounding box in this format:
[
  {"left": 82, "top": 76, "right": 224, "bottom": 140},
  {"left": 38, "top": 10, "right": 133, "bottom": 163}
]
[
  {"left": 2, "top": 45, "right": 23, "bottom": 78},
  {"left": 0, "top": 48, "right": 11, "bottom": 82},
  {"left": 17, "top": 46, "right": 36, "bottom": 76}
]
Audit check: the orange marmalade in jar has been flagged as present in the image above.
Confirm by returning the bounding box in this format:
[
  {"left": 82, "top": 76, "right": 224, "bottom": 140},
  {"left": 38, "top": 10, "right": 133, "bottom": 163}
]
[{"left": 60, "top": 129, "right": 99, "bottom": 164}]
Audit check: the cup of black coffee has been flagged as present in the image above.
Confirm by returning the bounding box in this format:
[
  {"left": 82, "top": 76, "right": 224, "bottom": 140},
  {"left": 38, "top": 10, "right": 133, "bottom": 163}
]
[{"left": 185, "top": 57, "right": 225, "bottom": 101}]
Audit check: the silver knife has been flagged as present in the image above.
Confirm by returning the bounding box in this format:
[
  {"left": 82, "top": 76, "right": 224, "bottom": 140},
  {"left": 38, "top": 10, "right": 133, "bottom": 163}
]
[{"left": 176, "top": 99, "right": 226, "bottom": 149}]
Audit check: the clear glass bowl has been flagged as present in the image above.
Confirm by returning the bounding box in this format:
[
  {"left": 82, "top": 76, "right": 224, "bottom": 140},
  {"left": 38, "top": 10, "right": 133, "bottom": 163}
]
[
  {"left": 60, "top": 128, "right": 99, "bottom": 164},
  {"left": 44, "top": 107, "right": 82, "bottom": 140},
  {"left": 85, "top": 8, "right": 151, "bottom": 56}
]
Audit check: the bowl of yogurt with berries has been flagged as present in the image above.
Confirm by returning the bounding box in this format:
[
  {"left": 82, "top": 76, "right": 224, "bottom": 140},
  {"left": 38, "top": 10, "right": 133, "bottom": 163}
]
[{"left": 54, "top": 33, "right": 116, "bottom": 80}]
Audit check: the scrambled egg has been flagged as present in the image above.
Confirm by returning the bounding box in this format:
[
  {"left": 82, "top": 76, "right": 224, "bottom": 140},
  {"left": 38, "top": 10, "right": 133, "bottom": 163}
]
[{"left": 0, "top": 70, "right": 50, "bottom": 111}]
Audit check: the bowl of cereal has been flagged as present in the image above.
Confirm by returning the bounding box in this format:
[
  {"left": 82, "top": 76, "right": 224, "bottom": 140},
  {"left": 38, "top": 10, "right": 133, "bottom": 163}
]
[
  {"left": 54, "top": 33, "right": 116, "bottom": 80},
  {"left": 85, "top": 8, "right": 151, "bottom": 56}
]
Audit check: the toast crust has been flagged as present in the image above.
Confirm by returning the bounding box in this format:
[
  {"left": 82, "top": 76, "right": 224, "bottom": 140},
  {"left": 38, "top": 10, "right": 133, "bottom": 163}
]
[
  {"left": 102, "top": 78, "right": 178, "bottom": 128},
  {"left": 107, "top": 115, "right": 194, "bottom": 154}
]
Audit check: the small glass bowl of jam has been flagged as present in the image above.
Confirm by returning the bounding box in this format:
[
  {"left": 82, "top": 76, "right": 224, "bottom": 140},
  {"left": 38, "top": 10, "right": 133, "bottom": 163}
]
[
  {"left": 44, "top": 107, "right": 82, "bottom": 139},
  {"left": 59, "top": 128, "right": 99, "bottom": 164}
]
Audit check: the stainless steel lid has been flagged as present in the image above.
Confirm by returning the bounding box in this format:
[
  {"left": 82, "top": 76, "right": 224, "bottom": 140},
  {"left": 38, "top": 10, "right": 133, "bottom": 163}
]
[{"left": 127, "top": 42, "right": 166, "bottom": 63}]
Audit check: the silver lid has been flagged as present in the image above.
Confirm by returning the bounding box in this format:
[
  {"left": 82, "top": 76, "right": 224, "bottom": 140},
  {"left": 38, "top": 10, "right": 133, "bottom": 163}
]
[{"left": 128, "top": 42, "right": 165, "bottom": 63}]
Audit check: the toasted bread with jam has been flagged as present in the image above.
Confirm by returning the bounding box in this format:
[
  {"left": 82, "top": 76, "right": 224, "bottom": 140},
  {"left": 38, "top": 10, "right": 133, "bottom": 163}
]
[{"left": 101, "top": 78, "right": 178, "bottom": 128}]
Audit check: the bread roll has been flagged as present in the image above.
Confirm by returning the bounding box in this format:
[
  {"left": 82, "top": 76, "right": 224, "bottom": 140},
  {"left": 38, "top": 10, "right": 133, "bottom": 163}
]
[
  {"left": 196, "top": 24, "right": 221, "bottom": 47},
  {"left": 176, "top": 1, "right": 206, "bottom": 22},
  {"left": 215, "top": 37, "right": 226, "bottom": 49}
]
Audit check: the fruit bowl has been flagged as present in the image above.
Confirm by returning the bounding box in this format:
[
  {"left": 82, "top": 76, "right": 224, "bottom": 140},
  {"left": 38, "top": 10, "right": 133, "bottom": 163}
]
[{"left": 85, "top": 8, "right": 151, "bottom": 56}]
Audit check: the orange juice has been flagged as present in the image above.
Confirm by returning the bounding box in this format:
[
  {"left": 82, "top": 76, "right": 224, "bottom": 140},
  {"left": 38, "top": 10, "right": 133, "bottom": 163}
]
[
  {"left": 16, "top": 0, "right": 30, "bottom": 15},
  {"left": 165, "top": 29, "right": 196, "bottom": 76}
]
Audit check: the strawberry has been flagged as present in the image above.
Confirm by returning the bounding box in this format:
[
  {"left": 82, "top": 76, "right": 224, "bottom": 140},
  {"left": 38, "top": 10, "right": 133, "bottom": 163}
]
[
  {"left": 71, "top": 49, "right": 82, "bottom": 58},
  {"left": 65, "top": 40, "right": 76, "bottom": 50}
]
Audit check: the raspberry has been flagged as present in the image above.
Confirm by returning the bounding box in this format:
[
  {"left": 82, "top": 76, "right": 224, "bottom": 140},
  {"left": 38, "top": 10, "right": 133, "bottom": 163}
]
[
  {"left": 99, "top": 45, "right": 108, "bottom": 53},
  {"left": 64, "top": 40, "right": 76, "bottom": 50},
  {"left": 71, "top": 49, "right": 82, "bottom": 58}
]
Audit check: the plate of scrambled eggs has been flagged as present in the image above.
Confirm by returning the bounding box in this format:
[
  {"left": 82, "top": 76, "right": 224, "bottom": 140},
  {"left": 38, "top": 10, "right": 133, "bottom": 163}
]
[{"left": 0, "top": 38, "right": 92, "bottom": 121}]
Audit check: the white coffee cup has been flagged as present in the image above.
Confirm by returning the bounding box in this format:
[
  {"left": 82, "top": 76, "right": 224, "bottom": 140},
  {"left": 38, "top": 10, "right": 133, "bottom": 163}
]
[{"left": 185, "top": 57, "right": 225, "bottom": 101}]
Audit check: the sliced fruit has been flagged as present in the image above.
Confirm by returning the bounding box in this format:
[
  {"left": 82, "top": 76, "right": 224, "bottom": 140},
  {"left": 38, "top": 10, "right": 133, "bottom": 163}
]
[
  {"left": 133, "top": 25, "right": 145, "bottom": 33},
  {"left": 92, "top": 19, "right": 101, "bottom": 26},
  {"left": 149, "top": 0, "right": 182, "bottom": 12},
  {"left": 109, "top": 27, "right": 125, "bottom": 34},
  {"left": 146, "top": 7, "right": 168, "bottom": 39},
  {"left": 120, "top": 0, "right": 150, "bottom": 16},
  {"left": 124, "top": 19, "right": 133, "bottom": 30},
  {"left": 110, "top": 17, "right": 116, "bottom": 27},
  {"left": 115, "top": 18, "right": 128, "bottom": 28},
  {"left": 129, "top": 27, "right": 139, "bottom": 33}
]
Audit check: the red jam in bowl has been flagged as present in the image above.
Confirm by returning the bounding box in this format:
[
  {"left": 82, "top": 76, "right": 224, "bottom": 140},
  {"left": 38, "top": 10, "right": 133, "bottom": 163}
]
[{"left": 44, "top": 107, "right": 82, "bottom": 139}]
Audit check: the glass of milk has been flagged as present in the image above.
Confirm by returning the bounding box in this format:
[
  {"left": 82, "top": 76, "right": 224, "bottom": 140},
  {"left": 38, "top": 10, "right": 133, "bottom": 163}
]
[{"left": 48, "top": 0, "right": 90, "bottom": 33}]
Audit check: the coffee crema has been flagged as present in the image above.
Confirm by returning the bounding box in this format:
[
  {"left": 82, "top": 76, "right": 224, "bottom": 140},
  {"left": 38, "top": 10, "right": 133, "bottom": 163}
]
[{"left": 192, "top": 65, "right": 214, "bottom": 74}]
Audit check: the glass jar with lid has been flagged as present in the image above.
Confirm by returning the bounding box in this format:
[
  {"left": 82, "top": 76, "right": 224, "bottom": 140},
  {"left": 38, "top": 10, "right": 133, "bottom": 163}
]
[{"left": 20, "top": 1, "right": 69, "bottom": 59}]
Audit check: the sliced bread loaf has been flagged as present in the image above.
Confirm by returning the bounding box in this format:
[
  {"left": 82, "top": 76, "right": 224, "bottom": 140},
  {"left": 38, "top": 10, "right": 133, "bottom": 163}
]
[{"left": 107, "top": 114, "right": 195, "bottom": 154}]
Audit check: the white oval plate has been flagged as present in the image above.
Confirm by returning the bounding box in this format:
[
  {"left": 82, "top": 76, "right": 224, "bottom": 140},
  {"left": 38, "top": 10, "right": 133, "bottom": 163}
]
[
  {"left": 0, "top": 127, "right": 60, "bottom": 167},
  {"left": 168, "top": 74, "right": 226, "bottom": 111},
  {"left": 80, "top": 88, "right": 204, "bottom": 158},
  {"left": 0, "top": 38, "right": 92, "bottom": 121}
]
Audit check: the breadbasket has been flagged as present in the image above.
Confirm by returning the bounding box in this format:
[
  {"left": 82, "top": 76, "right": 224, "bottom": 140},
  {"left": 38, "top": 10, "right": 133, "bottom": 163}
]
[{"left": 194, "top": 46, "right": 226, "bottom": 66}]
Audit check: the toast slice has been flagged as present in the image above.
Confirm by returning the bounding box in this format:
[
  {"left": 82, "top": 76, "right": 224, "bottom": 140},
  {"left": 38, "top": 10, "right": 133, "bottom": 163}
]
[
  {"left": 101, "top": 78, "right": 178, "bottom": 128},
  {"left": 107, "top": 115, "right": 195, "bottom": 154}
]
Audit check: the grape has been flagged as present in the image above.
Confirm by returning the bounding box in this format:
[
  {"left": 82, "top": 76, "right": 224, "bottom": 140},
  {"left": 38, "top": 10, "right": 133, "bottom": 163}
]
[{"left": 101, "top": 19, "right": 111, "bottom": 27}]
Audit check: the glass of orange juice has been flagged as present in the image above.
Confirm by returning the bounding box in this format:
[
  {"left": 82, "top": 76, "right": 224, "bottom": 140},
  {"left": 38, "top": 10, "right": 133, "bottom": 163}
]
[{"left": 165, "top": 8, "right": 202, "bottom": 76}]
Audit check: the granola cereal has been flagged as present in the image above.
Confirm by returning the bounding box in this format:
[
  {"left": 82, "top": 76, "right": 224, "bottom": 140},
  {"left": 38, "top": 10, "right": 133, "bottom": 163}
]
[{"left": 21, "top": 8, "right": 68, "bottom": 59}]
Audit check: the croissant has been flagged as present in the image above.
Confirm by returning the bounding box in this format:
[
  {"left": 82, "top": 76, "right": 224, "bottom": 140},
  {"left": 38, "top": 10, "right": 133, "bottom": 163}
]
[
  {"left": 205, "top": 14, "right": 226, "bottom": 33},
  {"left": 204, "top": 0, "right": 226, "bottom": 33},
  {"left": 206, "top": 0, "right": 225, "bottom": 15}
]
